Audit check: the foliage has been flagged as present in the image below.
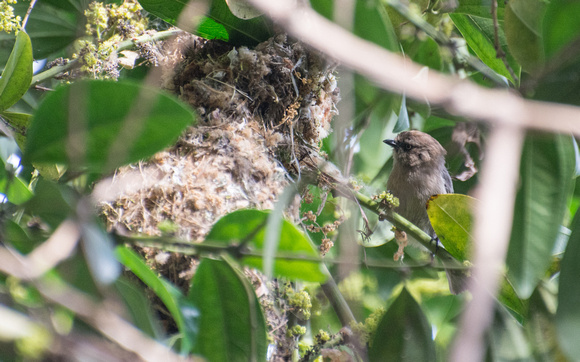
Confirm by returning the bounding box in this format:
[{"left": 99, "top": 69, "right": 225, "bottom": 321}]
[{"left": 0, "top": 0, "right": 579, "bottom": 361}]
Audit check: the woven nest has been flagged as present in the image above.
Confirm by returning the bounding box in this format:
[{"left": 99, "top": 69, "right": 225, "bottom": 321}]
[{"left": 99, "top": 33, "right": 340, "bottom": 287}]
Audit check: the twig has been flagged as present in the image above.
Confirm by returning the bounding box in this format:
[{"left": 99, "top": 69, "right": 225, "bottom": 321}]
[
  {"left": 21, "top": 0, "right": 38, "bottom": 30},
  {"left": 244, "top": 0, "right": 580, "bottom": 136},
  {"left": 385, "top": 0, "right": 508, "bottom": 88},
  {"left": 491, "top": 0, "right": 518, "bottom": 84},
  {"left": 30, "top": 28, "right": 183, "bottom": 86},
  {"left": 450, "top": 125, "right": 524, "bottom": 362}
]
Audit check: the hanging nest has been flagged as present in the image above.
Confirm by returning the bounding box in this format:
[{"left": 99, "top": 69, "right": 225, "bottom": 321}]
[{"left": 99, "top": 32, "right": 341, "bottom": 286}]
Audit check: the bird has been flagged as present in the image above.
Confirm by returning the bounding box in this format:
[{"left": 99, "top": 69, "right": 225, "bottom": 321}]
[{"left": 383, "top": 130, "right": 466, "bottom": 293}]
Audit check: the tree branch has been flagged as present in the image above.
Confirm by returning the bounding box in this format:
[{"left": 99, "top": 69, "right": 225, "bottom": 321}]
[
  {"left": 30, "top": 29, "right": 183, "bottom": 86},
  {"left": 246, "top": 0, "right": 580, "bottom": 136}
]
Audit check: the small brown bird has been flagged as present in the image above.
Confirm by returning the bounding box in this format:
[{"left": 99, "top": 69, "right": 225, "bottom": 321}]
[{"left": 384, "top": 130, "right": 465, "bottom": 293}]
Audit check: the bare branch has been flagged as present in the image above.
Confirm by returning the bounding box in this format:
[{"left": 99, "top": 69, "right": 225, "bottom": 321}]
[{"left": 246, "top": 0, "right": 580, "bottom": 136}]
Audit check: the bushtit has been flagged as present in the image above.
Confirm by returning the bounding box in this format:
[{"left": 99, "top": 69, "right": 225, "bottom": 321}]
[{"left": 384, "top": 130, "right": 465, "bottom": 293}]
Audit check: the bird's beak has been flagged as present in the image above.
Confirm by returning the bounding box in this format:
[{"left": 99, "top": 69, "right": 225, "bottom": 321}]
[{"left": 383, "top": 139, "right": 398, "bottom": 148}]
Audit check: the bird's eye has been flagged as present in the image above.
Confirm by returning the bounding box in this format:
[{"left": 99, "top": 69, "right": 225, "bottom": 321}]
[{"left": 404, "top": 143, "right": 412, "bottom": 150}]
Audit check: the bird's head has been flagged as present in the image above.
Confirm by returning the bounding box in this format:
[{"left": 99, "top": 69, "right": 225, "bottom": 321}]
[{"left": 383, "top": 130, "right": 447, "bottom": 168}]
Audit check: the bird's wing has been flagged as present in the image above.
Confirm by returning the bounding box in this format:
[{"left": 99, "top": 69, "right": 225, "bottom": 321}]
[{"left": 443, "top": 169, "right": 454, "bottom": 194}]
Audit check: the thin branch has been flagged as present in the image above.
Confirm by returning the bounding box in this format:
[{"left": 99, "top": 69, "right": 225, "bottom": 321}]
[
  {"left": 35, "top": 280, "right": 193, "bottom": 362},
  {"left": 451, "top": 125, "right": 524, "bottom": 362},
  {"left": 30, "top": 28, "right": 183, "bottom": 86},
  {"left": 385, "top": 0, "right": 508, "bottom": 88},
  {"left": 21, "top": 0, "right": 38, "bottom": 30},
  {"left": 116, "top": 234, "right": 457, "bottom": 270},
  {"left": 491, "top": 0, "right": 518, "bottom": 84},
  {"left": 245, "top": 0, "right": 580, "bottom": 136}
]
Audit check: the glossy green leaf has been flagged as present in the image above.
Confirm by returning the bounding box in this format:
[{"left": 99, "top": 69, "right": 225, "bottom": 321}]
[
  {"left": 497, "top": 278, "right": 527, "bottom": 321},
  {"left": 402, "top": 37, "right": 442, "bottom": 71},
  {"left": 24, "top": 80, "right": 195, "bottom": 172},
  {"left": 115, "top": 246, "right": 196, "bottom": 353},
  {"left": 115, "top": 278, "right": 162, "bottom": 339},
  {"left": 138, "top": 0, "right": 272, "bottom": 45},
  {"left": 533, "top": 58, "right": 580, "bottom": 106},
  {"left": 533, "top": 1, "right": 580, "bottom": 106},
  {"left": 2, "top": 220, "right": 37, "bottom": 254},
  {"left": 188, "top": 257, "right": 267, "bottom": 362},
  {"left": 1, "top": 1, "right": 79, "bottom": 61},
  {"left": 310, "top": 0, "right": 333, "bottom": 20},
  {"left": 24, "top": 4, "right": 78, "bottom": 59},
  {"left": 0, "top": 31, "right": 32, "bottom": 112},
  {"left": 504, "top": 0, "right": 546, "bottom": 73},
  {"left": 427, "top": 194, "right": 476, "bottom": 262},
  {"left": 507, "top": 133, "right": 575, "bottom": 299},
  {"left": 0, "top": 111, "right": 31, "bottom": 150},
  {"left": 526, "top": 289, "right": 567, "bottom": 360},
  {"left": 356, "top": 0, "right": 398, "bottom": 51},
  {"left": 206, "top": 209, "right": 327, "bottom": 282},
  {"left": 24, "top": 179, "right": 73, "bottom": 228},
  {"left": 369, "top": 288, "right": 435, "bottom": 362},
  {"left": 543, "top": 0, "right": 580, "bottom": 59},
  {"left": 556, "top": 209, "right": 580, "bottom": 360},
  {"left": 455, "top": 0, "right": 505, "bottom": 19},
  {"left": 81, "top": 222, "right": 121, "bottom": 286},
  {"left": 197, "top": 17, "right": 229, "bottom": 41},
  {"left": 450, "top": 14, "right": 515, "bottom": 83},
  {"left": 487, "top": 307, "right": 532, "bottom": 360},
  {"left": 0, "top": 173, "right": 32, "bottom": 205},
  {"left": 136, "top": 0, "right": 186, "bottom": 25},
  {"left": 393, "top": 94, "right": 409, "bottom": 133}
]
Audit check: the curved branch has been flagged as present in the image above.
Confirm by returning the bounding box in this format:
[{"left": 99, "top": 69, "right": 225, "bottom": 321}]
[{"left": 246, "top": 0, "right": 580, "bottom": 136}]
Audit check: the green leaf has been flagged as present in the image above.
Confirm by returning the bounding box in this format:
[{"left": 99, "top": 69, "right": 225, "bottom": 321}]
[
  {"left": 369, "top": 288, "right": 435, "bottom": 362},
  {"left": 23, "top": 4, "right": 78, "bottom": 59},
  {"left": 24, "top": 179, "right": 73, "bottom": 228},
  {"left": 355, "top": 0, "right": 398, "bottom": 52},
  {"left": 197, "top": 17, "right": 229, "bottom": 41},
  {"left": 487, "top": 307, "right": 532, "bottom": 360},
  {"left": 455, "top": 0, "right": 505, "bottom": 19},
  {"left": 497, "top": 278, "right": 528, "bottom": 321},
  {"left": 427, "top": 194, "right": 476, "bottom": 262},
  {"left": 393, "top": 94, "right": 409, "bottom": 133},
  {"left": 0, "top": 173, "right": 32, "bottom": 205},
  {"left": 80, "top": 222, "right": 121, "bottom": 286},
  {"left": 526, "top": 289, "right": 567, "bottom": 360},
  {"left": 2, "top": 220, "right": 37, "bottom": 254},
  {"left": 136, "top": 0, "right": 186, "bottom": 25},
  {"left": 450, "top": 13, "right": 515, "bottom": 83},
  {"left": 543, "top": 0, "right": 580, "bottom": 59},
  {"left": 506, "top": 133, "right": 575, "bottom": 299},
  {"left": 504, "top": 0, "right": 546, "bottom": 73},
  {"left": 187, "top": 257, "right": 267, "bottom": 362},
  {"left": 402, "top": 37, "right": 442, "bottom": 71},
  {"left": 115, "top": 246, "right": 196, "bottom": 353},
  {"left": 206, "top": 209, "right": 327, "bottom": 282},
  {"left": 0, "top": 31, "right": 32, "bottom": 112},
  {"left": 0, "top": 1, "right": 79, "bottom": 62},
  {"left": 532, "top": 1, "right": 580, "bottom": 106},
  {"left": 0, "top": 111, "right": 31, "bottom": 150},
  {"left": 24, "top": 80, "right": 195, "bottom": 172},
  {"left": 556, "top": 209, "right": 580, "bottom": 360},
  {"left": 310, "top": 0, "right": 333, "bottom": 20},
  {"left": 115, "top": 278, "right": 162, "bottom": 339},
  {"left": 138, "top": 0, "right": 272, "bottom": 45}
]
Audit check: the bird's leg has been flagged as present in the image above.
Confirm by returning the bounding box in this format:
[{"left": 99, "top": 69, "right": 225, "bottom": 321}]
[{"left": 430, "top": 236, "right": 440, "bottom": 261}]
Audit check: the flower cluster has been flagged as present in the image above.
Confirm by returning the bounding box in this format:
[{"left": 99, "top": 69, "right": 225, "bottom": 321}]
[
  {"left": 0, "top": 0, "right": 21, "bottom": 34},
  {"left": 71, "top": 0, "right": 149, "bottom": 79},
  {"left": 373, "top": 190, "right": 400, "bottom": 208}
]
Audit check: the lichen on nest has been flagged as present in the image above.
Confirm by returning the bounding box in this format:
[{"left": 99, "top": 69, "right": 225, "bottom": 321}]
[{"left": 100, "top": 33, "right": 340, "bottom": 284}]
